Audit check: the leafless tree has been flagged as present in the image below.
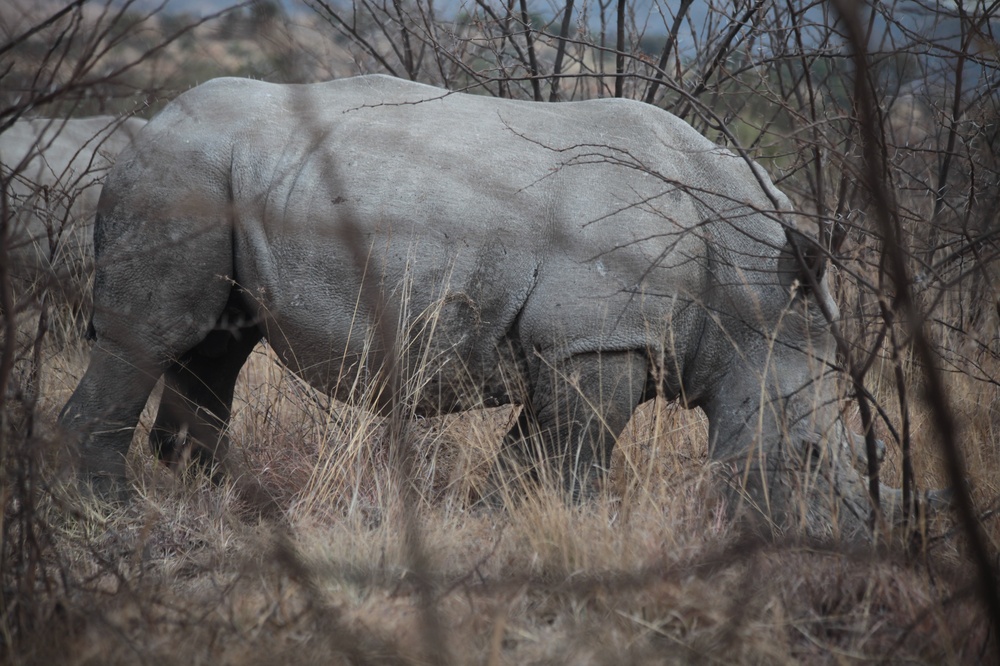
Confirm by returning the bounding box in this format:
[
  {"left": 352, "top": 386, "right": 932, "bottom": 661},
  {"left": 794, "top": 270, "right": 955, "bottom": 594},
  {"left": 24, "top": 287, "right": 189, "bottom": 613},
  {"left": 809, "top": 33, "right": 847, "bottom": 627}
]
[{"left": 2, "top": 0, "right": 998, "bottom": 659}]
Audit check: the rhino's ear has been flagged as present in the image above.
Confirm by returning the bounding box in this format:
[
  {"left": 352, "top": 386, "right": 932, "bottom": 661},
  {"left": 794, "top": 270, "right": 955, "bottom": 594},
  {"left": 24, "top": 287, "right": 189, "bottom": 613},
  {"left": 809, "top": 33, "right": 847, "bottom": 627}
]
[{"left": 780, "top": 227, "right": 828, "bottom": 295}]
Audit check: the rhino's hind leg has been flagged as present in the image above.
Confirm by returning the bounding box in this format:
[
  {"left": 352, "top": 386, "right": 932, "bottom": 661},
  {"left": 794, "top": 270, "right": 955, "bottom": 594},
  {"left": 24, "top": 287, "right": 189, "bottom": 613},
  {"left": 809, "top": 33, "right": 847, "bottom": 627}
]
[
  {"left": 59, "top": 344, "right": 164, "bottom": 502},
  {"left": 149, "top": 320, "right": 261, "bottom": 479},
  {"left": 58, "top": 193, "right": 238, "bottom": 501},
  {"left": 494, "top": 351, "right": 648, "bottom": 501}
]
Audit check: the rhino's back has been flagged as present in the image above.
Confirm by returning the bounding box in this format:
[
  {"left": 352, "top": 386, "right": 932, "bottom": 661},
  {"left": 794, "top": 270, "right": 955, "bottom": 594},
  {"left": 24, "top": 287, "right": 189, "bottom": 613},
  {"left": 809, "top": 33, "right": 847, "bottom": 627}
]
[
  {"left": 148, "top": 74, "right": 790, "bottom": 282},
  {"left": 157, "top": 75, "right": 784, "bottom": 215}
]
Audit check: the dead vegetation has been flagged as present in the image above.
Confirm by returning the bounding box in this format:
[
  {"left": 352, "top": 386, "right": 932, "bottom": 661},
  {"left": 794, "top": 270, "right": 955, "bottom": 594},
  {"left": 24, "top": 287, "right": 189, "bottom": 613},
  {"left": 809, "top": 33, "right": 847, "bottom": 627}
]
[
  {"left": 8, "top": 343, "right": 994, "bottom": 664},
  {"left": 11, "top": 341, "right": 992, "bottom": 664},
  {"left": 3, "top": 0, "right": 999, "bottom": 663}
]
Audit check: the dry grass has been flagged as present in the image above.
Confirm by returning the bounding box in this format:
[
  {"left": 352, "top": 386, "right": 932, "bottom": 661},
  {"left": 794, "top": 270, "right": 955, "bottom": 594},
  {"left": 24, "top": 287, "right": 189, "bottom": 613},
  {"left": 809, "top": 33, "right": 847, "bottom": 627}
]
[
  {"left": 2, "top": 2, "right": 998, "bottom": 661},
  {"left": 2, "top": 327, "right": 992, "bottom": 665}
]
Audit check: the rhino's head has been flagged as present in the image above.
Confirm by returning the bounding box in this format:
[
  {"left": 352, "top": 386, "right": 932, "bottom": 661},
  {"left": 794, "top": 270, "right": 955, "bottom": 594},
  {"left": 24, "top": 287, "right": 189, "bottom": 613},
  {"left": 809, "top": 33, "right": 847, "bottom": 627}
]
[{"left": 696, "top": 227, "right": 884, "bottom": 539}]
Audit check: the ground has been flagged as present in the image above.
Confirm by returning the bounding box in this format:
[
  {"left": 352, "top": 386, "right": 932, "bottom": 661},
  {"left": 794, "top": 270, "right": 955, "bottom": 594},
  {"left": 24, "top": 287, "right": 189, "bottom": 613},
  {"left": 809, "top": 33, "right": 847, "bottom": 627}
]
[{"left": 3, "top": 338, "right": 992, "bottom": 665}]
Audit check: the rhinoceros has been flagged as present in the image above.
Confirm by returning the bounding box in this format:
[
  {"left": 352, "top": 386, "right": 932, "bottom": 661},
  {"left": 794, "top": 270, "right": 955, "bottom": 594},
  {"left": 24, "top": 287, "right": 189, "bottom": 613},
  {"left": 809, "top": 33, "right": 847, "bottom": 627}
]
[
  {"left": 59, "top": 75, "right": 927, "bottom": 537},
  {"left": 2, "top": 115, "right": 147, "bottom": 305}
]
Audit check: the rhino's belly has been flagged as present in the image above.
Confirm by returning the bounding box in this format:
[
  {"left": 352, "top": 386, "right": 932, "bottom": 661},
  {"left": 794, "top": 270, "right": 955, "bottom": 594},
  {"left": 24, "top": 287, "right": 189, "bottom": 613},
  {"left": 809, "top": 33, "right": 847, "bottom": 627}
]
[
  {"left": 260, "top": 300, "right": 530, "bottom": 417},
  {"left": 406, "top": 330, "right": 530, "bottom": 416}
]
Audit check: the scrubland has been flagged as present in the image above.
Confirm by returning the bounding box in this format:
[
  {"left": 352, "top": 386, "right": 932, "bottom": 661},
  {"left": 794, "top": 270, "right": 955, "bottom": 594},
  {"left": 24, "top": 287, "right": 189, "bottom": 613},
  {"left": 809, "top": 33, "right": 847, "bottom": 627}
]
[
  {"left": 3, "top": 0, "right": 1000, "bottom": 663},
  {"left": 0, "top": 322, "right": 990, "bottom": 664}
]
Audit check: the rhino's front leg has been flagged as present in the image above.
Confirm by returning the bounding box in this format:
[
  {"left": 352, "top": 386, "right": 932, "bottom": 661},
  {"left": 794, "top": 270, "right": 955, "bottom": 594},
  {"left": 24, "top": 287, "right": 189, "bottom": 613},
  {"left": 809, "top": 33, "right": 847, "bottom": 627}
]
[{"left": 493, "top": 350, "right": 648, "bottom": 501}]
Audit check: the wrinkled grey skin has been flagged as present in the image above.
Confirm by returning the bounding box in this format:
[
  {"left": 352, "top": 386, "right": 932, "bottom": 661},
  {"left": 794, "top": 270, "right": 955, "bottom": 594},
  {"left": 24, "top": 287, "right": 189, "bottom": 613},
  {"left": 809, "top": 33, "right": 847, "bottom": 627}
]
[
  {"left": 60, "top": 76, "right": 930, "bottom": 537},
  {"left": 1, "top": 116, "right": 147, "bottom": 303}
]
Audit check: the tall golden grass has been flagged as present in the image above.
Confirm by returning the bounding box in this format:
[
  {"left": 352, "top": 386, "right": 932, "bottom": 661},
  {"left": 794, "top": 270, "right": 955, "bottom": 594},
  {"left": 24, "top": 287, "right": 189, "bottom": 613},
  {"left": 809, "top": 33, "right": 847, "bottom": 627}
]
[{"left": 1, "top": 296, "right": 988, "bottom": 664}]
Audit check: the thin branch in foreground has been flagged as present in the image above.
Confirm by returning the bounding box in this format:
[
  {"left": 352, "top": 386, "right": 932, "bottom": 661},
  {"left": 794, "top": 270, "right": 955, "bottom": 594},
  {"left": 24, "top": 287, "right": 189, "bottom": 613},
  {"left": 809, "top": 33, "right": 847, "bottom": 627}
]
[{"left": 830, "top": 0, "right": 1000, "bottom": 653}]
